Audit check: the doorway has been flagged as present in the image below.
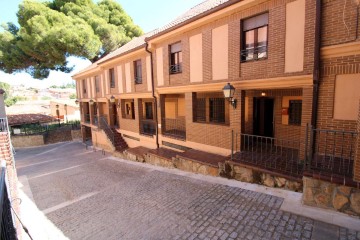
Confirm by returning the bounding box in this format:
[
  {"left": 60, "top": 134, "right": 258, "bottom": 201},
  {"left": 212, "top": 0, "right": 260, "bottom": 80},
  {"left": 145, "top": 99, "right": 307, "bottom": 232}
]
[
  {"left": 112, "top": 103, "right": 118, "bottom": 127},
  {"left": 253, "top": 97, "right": 274, "bottom": 137}
]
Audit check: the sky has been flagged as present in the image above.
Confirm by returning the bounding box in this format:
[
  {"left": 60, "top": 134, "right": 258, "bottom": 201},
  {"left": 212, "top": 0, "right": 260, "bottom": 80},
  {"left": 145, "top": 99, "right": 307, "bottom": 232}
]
[{"left": 0, "top": 0, "right": 204, "bottom": 88}]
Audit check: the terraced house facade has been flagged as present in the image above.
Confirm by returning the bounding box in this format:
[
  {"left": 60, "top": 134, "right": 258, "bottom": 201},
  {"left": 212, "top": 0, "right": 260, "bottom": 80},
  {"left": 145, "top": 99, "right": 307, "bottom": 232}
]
[{"left": 73, "top": 0, "right": 360, "bottom": 215}]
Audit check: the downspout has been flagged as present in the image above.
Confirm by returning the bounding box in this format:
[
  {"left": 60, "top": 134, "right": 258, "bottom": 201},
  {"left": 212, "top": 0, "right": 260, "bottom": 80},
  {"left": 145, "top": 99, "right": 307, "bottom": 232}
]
[
  {"left": 311, "top": 0, "right": 321, "bottom": 128},
  {"left": 145, "top": 42, "right": 160, "bottom": 148}
]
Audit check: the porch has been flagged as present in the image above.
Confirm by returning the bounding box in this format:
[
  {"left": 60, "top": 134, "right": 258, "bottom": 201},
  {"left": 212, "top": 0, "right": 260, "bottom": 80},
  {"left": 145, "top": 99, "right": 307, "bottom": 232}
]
[{"left": 161, "top": 94, "right": 186, "bottom": 140}]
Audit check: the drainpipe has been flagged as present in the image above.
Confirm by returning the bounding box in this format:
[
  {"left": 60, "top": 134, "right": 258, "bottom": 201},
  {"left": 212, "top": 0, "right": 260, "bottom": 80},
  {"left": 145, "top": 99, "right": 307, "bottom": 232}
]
[
  {"left": 311, "top": 0, "right": 321, "bottom": 151},
  {"left": 145, "top": 42, "right": 160, "bottom": 148}
]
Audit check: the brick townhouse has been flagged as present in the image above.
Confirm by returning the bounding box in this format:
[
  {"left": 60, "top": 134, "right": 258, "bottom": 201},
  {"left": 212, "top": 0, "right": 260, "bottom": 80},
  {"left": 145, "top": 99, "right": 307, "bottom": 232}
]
[{"left": 73, "top": 0, "right": 360, "bottom": 215}]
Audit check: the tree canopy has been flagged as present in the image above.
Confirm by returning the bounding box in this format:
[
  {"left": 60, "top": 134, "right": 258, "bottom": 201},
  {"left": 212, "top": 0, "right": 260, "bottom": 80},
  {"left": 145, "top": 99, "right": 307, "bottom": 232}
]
[{"left": 0, "top": 0, "right": 143, "bottom": 79}]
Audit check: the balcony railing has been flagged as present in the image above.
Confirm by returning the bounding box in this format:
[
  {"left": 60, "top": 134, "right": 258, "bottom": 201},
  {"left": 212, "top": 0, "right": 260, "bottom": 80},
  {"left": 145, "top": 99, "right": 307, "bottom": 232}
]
[
  {"left": 140, "top": 119, "right": 156, "bottom": 136},
  {"left": 169, "top": 63, "right": 182, "bottom": 74},
  {"left": 0, "top": 118, "right": 8, "bottom": 132},
  {"left": 232, "top": 133, "right": 304, "bottom": 179},
  {"left": 162, "top": 117, "right": 186, "bottom": 140},
  {"left": 134, "top": 76, "right": 142, "bottom": 84},
  {"left": 0, "top": 164, "right": 18, "bottom": 238},
  {"left": 240, "top": 45, "right": 268, "bottom": 62}
]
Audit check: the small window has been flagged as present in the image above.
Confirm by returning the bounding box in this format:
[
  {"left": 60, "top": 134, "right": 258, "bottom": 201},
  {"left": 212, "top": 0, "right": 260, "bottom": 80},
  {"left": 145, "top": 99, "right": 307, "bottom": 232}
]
[
  {"left": 169, "top": 42, "right": 182, "bottom": 74},
  {"left": 289, "top": 100, "right": 302, "bottom": 125},
  {"left": 109, "top": 68, "right": 115, "bottom": 88},
  {"left": 122, "top": 100, "right": 135, "bottom": 119},
  {"left": 82, "top": 79, "right": 86, "bottom": 94},
  {"left": 95, "top": 76, "right": 100, "bottom": 93},
  {"left": 209, "top": 98, "right": 225, "bottom": 123},
  {"left": 134, "top": 60, "right": 142, "bottom": 84},
  {"left": 193, "top": 93, "right": 227, "bottom": 124},
  {"left": 241, "top": 13, "right": 268, "bottom": 62},
  {"left": 144, "top": 102, "right": 153, "bottom": 120}
]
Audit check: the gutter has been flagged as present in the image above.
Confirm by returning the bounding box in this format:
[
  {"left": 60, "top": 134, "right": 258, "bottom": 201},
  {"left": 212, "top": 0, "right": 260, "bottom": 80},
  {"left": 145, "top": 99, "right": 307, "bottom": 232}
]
[
  {"left": 311, "top": 0, "right": 321, "bottom": 128},
  {"left": 145, "top": 42, "right": 160, "bottom": 149}
]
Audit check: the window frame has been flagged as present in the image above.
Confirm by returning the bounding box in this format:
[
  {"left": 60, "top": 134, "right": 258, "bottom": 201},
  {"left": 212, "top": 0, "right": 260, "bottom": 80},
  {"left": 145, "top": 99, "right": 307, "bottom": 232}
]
[
  {"left": 193, "top": 93, "right": 229, "bottom": 125},
  {"left": 241, "top": 13, "right": 269, "bottom": 62},
  {"left": 109, "top": 68, "right": 115, "bottom": 88},
  {"left": 169, "top": 42, "right": 182, "bottom": 74},
  {"left": 288, "top": 100, "right": 302, "bottom": 126},
  {"left": 122, "top": 99, "right": 135, "bottom": 119},
  {"left": 134, "top": 59, "right": 142, "bottom": 84}
]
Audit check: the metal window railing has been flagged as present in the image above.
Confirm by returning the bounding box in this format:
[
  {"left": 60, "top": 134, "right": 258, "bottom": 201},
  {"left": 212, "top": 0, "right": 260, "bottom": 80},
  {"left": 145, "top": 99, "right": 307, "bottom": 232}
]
[
  {"left": 0, "top": 119, "right": 8, "bottom": 132},
  {"left": 140, "top": 119, "right": 156, "bottom": 136},
  {"left": 84, "top": 114, "right": 90, "bottom": 124},
  {"left": 169, "top": 63, "right": 182, "bottom": 74},
  {"left": 134, "top": 76, "right": 142, "bottom": 84},
  {"left": 240, "top": 45, "right": 268, "bottom": 62},
  {"left": 162, "top": 117, "right": 186, "bottom": 140}
]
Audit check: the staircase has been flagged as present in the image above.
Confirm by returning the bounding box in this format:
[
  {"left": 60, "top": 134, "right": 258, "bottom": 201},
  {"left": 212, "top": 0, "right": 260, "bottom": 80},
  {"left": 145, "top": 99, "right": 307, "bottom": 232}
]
[{"left": 99, "top": 116, "right": 128, "bottom": 152}]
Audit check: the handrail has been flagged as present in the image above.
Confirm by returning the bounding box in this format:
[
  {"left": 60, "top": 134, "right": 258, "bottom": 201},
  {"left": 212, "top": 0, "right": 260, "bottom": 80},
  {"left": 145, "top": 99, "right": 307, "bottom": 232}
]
[{"left": 99, "top": 116, "right": 115, "bottom": 144}]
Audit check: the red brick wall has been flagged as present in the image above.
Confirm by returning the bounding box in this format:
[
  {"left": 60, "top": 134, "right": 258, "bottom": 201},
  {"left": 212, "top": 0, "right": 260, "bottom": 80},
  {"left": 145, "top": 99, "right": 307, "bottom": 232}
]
[{"left": 321, "top": 0, "right": 360, "bottom": 47}]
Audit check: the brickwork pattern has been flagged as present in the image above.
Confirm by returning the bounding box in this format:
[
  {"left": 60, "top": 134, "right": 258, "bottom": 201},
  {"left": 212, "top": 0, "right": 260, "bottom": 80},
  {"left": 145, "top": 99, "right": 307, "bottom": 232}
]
[
  {"left": 355, "top": 100, "right": 360, "bottom": 182},
  {"left": 321, "top": 0, "right": 360, "bottom": 47},
  {"left": 119, "top": 99, "right": 140, "bottom": 133}
]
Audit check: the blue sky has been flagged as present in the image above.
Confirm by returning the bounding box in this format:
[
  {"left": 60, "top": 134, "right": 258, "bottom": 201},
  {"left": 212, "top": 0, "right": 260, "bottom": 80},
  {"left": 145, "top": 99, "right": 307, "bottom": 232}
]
[{"left": 0, "top": 0, "right": 204, "bottom": 88}]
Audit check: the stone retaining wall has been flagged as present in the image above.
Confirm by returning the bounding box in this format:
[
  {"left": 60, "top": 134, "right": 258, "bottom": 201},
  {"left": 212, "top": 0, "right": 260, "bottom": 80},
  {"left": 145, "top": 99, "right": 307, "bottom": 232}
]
[
  {"left": 228, "top": 162, "right": 303, "bottom": 192},
  {"left": 303, "top": 177, "right": 360, "bottom": 216},
  {"left": 173, "top": 157, "right": 219, "bottom": 176},
  {"left": 145, "top": 154, "right": 175, "bottom": 168},
  {"left": 11, "top": 135, "right": 45, "bottom": 148}
]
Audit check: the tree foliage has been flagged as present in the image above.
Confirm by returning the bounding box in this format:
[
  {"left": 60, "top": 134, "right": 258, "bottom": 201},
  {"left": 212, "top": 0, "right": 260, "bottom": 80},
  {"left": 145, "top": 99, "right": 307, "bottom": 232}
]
[{"left": 0, "top": 0, "right": 143, "bottom": 79}]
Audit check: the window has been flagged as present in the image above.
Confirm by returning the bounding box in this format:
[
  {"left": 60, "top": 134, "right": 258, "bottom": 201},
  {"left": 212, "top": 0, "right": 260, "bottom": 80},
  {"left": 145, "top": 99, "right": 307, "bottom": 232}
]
[
  {"left": 144, "top": 102, "right": 153, "bottom": 120},
  {"left": 289, "top": 100, "right": 302, "bottom": 125},
  {"left": 209, "top": 98, "right": 225, "bottom": 123},
  {"left": 241, "top": 13, "right": 268, "bottom": 62},
  {"left": 82, "top": 79, "right": 86, "bottom": 94},
  {"left": 193, "top": 93, "right": 227, "bottom": 124},
  {"left": 122, "top": 99, "right": 135, "bottom": 119},
  {"left": 134, "top": 60, "right": 142, "bottom": 84},
  {"left": 109, "top": 68, "right": 115, "bottom": 88},
  {"left": 169, "top": 42, "right": 182, "bottom": 74},
  {"left": 95, "top": 76, "right": 100, "bottom": 93}
]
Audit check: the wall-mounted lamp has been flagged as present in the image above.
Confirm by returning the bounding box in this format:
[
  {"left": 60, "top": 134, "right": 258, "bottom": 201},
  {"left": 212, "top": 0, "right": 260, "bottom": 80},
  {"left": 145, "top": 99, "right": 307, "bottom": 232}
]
[
  {"left": 222, "top": 83, "right": 237, "bottom": 109},
  {"left": 75, "top": 99, "right": 79, "bottom": 105},
  {"left": 89, "top": 99, "right": 95, "bottom": 105},
  {"left": 55, "top": 104, "right": 59, "bottom": 109},
  {"left": 110, "top": 95, "right": 116, "bottom": 103},
  {"left": 261, "top": 92, "right": 266, "bottom": 97}
]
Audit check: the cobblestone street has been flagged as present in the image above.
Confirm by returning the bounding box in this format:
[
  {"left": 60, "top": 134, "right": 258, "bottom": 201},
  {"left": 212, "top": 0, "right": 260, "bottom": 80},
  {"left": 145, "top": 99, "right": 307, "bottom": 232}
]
[{"left": 15, "top": 142, "right": 360, "bottom": 240}]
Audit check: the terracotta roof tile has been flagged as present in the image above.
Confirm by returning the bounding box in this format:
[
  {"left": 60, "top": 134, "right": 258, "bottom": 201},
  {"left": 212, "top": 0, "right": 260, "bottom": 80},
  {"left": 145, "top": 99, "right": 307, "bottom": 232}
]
[{"left": 7, "top": 114, "right": 56, "bottom": 126}]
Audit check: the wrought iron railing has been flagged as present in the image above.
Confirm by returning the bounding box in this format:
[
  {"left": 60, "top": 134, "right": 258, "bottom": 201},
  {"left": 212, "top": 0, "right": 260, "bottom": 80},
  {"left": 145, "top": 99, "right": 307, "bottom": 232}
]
[
  {"left": 0, "top": 164, "right": 17, "bottom": 239},
  {"left": 169, "top": 64, "right": 182, "bottom": 74},
  {"left": 232, "top": 132, "right": 304, "bottom": 178},
  {"left": 240, "top": 45, "right": 268, "bottom": 62},
  {"left": 306, "top": 125, "right": 357, "bottom": 179},
  {"left": 140, "top": 119, "right": 156, "bottom": 136},
  {"left": 99, "top": 116, "right": 115, "bottom": 145},
  {"left": 134, "top": 76, "right": 142, "bottom": 84},
  {"left": 0, "top": 119, "right": 8, "bottom": 133},
  {"left": 162, "top": 117, "right": 186, "bottom": 140}
]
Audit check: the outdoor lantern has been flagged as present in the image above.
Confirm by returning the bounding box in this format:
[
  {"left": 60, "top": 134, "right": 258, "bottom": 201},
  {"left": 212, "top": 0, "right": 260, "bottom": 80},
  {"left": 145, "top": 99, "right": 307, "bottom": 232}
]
[
  {"left": 75, "top": 99, "right": 79, "bottom": 105},
  {"left": 222, "top": 83, "right": 237, "bottom": 109},
  {"left": 89, "top": 99, "right": 95, "bottom": 105},
  {"left": 55, "top": 104, "right": 59, "bottom": 109},
  {"left": 110, "top": 95, "right": 116, "bottom": 103}
]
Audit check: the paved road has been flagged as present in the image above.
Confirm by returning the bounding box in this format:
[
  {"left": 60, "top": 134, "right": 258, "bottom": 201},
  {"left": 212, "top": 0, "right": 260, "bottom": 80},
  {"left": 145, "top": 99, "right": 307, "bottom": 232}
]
[{"left": 15, "top": 142, "right": 360, "bottom": 240}]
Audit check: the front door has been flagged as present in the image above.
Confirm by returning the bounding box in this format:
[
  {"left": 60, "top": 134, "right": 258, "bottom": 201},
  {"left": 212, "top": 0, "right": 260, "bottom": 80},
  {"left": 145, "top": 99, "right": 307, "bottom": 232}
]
[{"left": 253, "top": 97, "right": 274, "bottom": 137}]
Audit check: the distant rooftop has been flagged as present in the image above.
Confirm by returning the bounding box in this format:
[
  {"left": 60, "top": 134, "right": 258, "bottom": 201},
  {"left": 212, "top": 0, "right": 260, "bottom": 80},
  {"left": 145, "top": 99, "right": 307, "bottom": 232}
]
[{"left": 7, "top": 114, "right": 55, "bottom": 126}]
